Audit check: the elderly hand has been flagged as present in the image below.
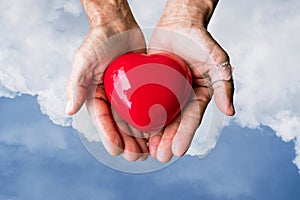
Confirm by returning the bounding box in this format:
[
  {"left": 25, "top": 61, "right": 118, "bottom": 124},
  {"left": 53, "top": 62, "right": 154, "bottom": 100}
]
[
  {"left": 148, "top": 0, "right": 235, "bottom": 162},
  {"left": 65, "top": 0, "right": 149, "bottom": 161}
]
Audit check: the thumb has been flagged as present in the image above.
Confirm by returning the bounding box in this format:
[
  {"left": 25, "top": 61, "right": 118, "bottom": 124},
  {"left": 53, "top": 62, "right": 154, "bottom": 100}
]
[
  {"left": 207, "top": 49, "right": 235, "bottom": 116},
  {"left": 212, "top": 78, "right": 235, "bottom": 116},
  {"left": 65, "top": 79, "right": 88, "bottom": 115},
  {"left": 65, "top": 54, "right": 92, "bottom": 115}
]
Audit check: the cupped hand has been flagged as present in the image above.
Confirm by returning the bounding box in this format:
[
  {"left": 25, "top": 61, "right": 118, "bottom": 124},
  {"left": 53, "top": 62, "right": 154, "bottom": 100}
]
[
  {"left": 148, "top": 0, "right": 235, "bottom": 162},
  {"left": 65, "top": 0, "right": 149, "bottom": 161}
]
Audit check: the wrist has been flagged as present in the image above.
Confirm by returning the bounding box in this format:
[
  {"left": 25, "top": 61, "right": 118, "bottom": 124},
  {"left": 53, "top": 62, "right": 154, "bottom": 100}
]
[
  {"left": 81, "top": 0, "right": 138, "bottom": 30},
  {"left": 159, "top": 0, "right": 218, "bottom": 28}
]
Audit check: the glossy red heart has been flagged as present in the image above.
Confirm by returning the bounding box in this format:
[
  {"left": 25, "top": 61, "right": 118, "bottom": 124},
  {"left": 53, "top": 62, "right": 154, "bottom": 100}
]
[{"left": 104, "top": 52, "right": 192, "bottom": 133}]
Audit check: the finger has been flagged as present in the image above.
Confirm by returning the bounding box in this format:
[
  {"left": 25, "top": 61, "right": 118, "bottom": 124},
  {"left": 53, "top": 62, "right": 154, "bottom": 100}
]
[
  {"left": 200, "top": 33, "right": 235, "bottom": 116},
  {"left": 112, "top": 110, "right": 142, "bottom": 162},
  {"left": 119, "top": 130, "right": 142, "bottom": 162},
  {"left": 156, "top": 129, "right": 177, "bottom": 162},
  {"left": 156, "top": 117, "right": 180, "bottom": 162},
  {"left": 128, "top": 125, "right": 144, "bottom": 138},
  {"left": 213, "top": 79, "right": 235, "bottom": 116},
  {"left": 135, "top": 138, "right": 149, "bottom": 161},
  {"left": 172, "top": 87, "right": 210, "bottom": 157},
  {"left": 65, "top": 49, "right": 93, "bottom": 115},
  {"left": 148, "top": 132, "right": 163, "bottom": 159},
  {"left": 127, "top": 126, "right": 149, "bottom": 161},
  {"left": 86, "top": 86, "right": 124, "bottom": 156},
  {"left": 65, "top": 82, "right": 87, "bottom": 115}
]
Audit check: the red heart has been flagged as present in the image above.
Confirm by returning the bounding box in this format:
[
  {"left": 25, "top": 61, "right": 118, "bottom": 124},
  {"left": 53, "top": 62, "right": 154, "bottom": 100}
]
[{"left": 104, "top": 52, "right": 192, "bottom": 133}]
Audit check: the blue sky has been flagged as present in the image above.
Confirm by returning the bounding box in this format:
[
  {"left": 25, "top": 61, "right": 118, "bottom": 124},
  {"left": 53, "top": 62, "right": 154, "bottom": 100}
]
[
  {"left": 1, "top": 0, "right": 300, "bottom": 199},
  {"left": 1, "top": 95, "right": 300, "bottom": 199}
]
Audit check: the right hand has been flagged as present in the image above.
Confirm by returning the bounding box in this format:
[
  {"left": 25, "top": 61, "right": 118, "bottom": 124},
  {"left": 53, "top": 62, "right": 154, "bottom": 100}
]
[{"left": 65, "top": 0, "right": 149, "bottom": 161}]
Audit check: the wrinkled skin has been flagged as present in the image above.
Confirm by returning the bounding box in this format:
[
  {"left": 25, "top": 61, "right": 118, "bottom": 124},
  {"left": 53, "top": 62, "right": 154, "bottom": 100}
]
[
  {"left": 147, "top": 0, "right": 235, "bottom": 162},
  {"left": 65, "top": 0, "right": 235, "bottom": 162},
  {"left": 66, "top": 0, "right": 149, "bottom": 161}
]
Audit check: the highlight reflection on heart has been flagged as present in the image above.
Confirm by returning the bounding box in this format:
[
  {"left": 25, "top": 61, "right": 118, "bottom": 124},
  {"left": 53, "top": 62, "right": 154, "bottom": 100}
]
[{"left": 104, "top": 52, "right": 192, "bottom": 133}]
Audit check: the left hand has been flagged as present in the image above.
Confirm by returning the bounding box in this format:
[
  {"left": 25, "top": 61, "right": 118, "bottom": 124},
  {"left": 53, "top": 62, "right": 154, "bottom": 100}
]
[{"left": 148, "top": 0, "right": 235, "bottom": 162}]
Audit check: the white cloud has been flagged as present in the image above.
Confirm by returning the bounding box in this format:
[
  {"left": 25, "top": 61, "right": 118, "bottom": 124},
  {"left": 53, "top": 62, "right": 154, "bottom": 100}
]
[
  {"left": 0, "top": 0, "right": 85, "bottom": 126},
  {"left": 209, "top": 0, "right": 300, "bottom": 170},
  {"left": 0, "top": 0, "right": 300, "bottom": 171},
  {"left": 0, "top": 0, "right": 84, "bottom": 151}
]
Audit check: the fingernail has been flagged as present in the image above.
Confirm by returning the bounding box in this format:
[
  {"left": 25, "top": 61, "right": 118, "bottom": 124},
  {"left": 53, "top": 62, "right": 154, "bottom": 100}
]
[
  {"left": 229, "top": 104, "right": 235, "bottom": 115},
  {"left": 172, "top": 143, "right": 184, "bottom": 157},
  {"left": 65, "top": 100, "right": 73, "bottom": 114},
  {"left": 139, "top": 153, "right": 149, "bottom": 161}
]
